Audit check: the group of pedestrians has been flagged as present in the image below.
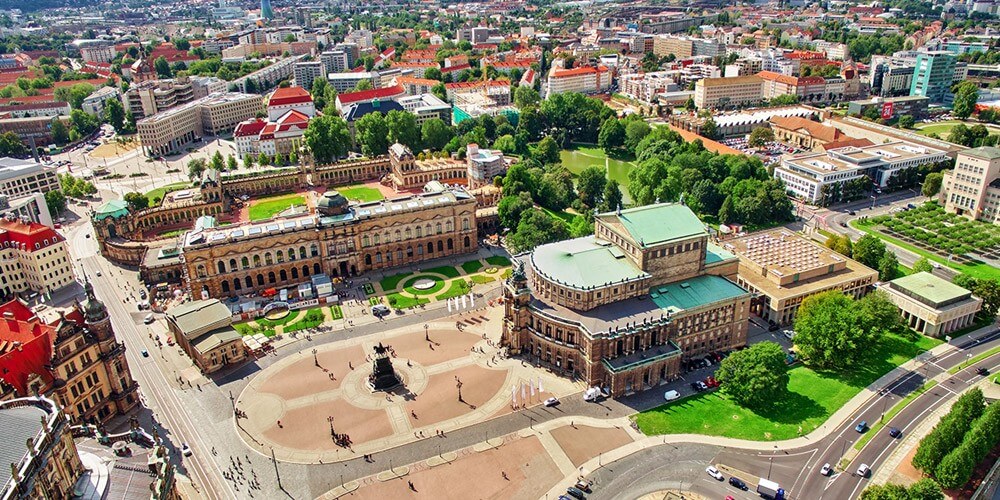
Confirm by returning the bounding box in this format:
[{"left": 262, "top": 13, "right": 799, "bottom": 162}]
[{"left": 223, "top": 454, "right": 262, "bottom": 496}]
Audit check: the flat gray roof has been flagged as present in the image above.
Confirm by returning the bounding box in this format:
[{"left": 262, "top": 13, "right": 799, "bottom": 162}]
[{"left": 0, "top": 405, "right": 46, "bottom": 488}]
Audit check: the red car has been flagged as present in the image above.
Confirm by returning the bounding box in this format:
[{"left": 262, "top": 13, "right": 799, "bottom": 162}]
[{"left": 705, "top": 376, "right": 719, "bottom": 388}]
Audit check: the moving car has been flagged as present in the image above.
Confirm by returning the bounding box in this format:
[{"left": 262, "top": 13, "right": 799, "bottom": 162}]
[
  {"left": 977, "top": 367, "right": 990, "bottom": 376},
  {"left": 544, "top": 397, "right": 560, "bottom": 407},
  {"left": 857, "top": 464, "right": 870, "bottom": 477},
  {"left": 663, "top": 390, "right": 680, "bottom": 401},
  {"left": 141, "top": 349, "right": 149, "bottom": 357},
  {"left": 706, "top": 466, "right": 724, "bottom": 480},
  {"left": 181, "top": 443, "right": 192, "bottom": 457},
  {"left": 729, "top": 476, "right": 748, "bottom": 490},
  {"left": 820, "top": 463, "right": 832, "bottom": 476},
  {"left": 855, "top": 420, "right": 868, "bottom": 433},
  {"left": 143, "top": 314, "right": 154, "bottom": 324},
  {"left": 888, "top": 427, "right": 902, "bottom": 438}
]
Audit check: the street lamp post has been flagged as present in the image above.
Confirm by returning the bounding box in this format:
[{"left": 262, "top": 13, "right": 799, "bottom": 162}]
[
  {"left": 271, "top": 447, "right": 282, "bottom": 490},
  {"left": 455, "top": 376, "right": 464, "bottom": 403},
  {"left": 767, "top": 456, "right": 773, "bottom": 480},
  {"left": 327, "top": 415, "right": 335, "bottom": 437},
  {"left": 424, "top": 323, "right": 429, "bottom": 341},
  {"left": 313, "top": 348, "right": 319, "bottom": 367}
]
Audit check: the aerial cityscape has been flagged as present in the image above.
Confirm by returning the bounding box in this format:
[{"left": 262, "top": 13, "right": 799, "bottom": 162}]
[{"left": 1, "top": 0, "right": 1000, "bottom": 499}]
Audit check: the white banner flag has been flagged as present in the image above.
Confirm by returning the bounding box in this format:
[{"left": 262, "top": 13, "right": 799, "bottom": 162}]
[
  {"left": 511, "top": 384, "right": 517, "bottom": 405},
  {"left": 538, "top": 377, "right": 544, "bottom": 394},
  {"left": 521, "top": 382, "right": 526, "bottom": 401},
  {"left": 530, "top": 379, "right": 536, "bottom": 397}
]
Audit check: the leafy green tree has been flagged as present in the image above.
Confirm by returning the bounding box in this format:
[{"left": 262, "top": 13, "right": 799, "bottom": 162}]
[
  {"left": 952, "top": 82, "right": 979, "bottom": 120},
  {"left": 421, "top": 118, "right": 453, "bottom": 152},
  {"left": 154, "top": 56, "right": 172, "bottom": 78},
  {"left": 948, "top": 123, "right": 973, "bottom": 146},
  {"left": 44, "top": 190, "right": 66, "bottom": 216},
  {"left": 103, "top": 97, "right": 126, "bottom": 132},
  {"left": 701, "top": 118, "right": 718, "bottom": 139},
  {"left": 878, "top": 251, "right": 900, "bottom": 281},
  {"left": 123, "top": 191, "right": 149, "bottom": 211},
  {"left": 852, "top": 234, "right": 887, "bottom": 270},
  {"left": 858, "top": 290, "right": 906, "bottom": 336},
  {"left": 311, "top": 77, "right": 329, "bottom": 108},
  {"left": 718, "top": 195, "right": 735, "bottom": 224},
  {"left": 54, "top": 82, "right": 94, "bottom": 110},
  {"left": 505, "top": 208, "right": 570, "bottom": 253},
  {"left": 50, "top": 119, "right": 69, "bottom": 145},
  {"left": 356, "top": 112, "right": 390, "bottom": 156},
  {"left": 531, "top": 136, "right": 561, "bottom": 165},
  {"left": 859, "top": 483, "right": 910, "bottom": 500},
  {"left": 432, "top": 82, "right": 447, "bottom": 102},
  {"left": 173, "top": 38, "right": 190, "bottom": 51},
  {"left": 748, "top": 127, "right": 775, "bottom": 148},
  {"left": 576, "top": 166, "right": 606, "bottom": 209},
  {"left": 353, "top": 79, "right": 373, "bottom": 91},
  {"left": 0, "top": 131, "right": 28, "bottom": 157},
  {"left": 793, "top": 291, "right": 884, "bottom": 369},
  {"left": 498, "top": 192, "right": 534, "bottom": 229},
  {"left": 493, "top": 134, "right": 517, "bottom": 154},
  {"left": 424, "top": 67, "right": 442, "bottom": 81},
  {"left": 187, "top": 158, "right": 207, "bottom": 179},
  {"left": 624, "top": 120, "right": 651, "bottom": 152},
  {"left": 825, "top": 234, "right": 853, "bottom": 257},
  {"left": 913, "top": 388, "right": 985, "bottom": 474},
  {"left": 935, "top": 447, "right": 974, "bottom": 490},
  {"left": 502, "top": 162, "right": 536, "bottom": 196},
  {"left": 922, "top": 172, "right": 943, "bottom": 198},
  {"left": 598, "top": 179, "right": 623, "bottom": 213},
  {"left": 514, "top": 85, "right": 540, "bottom": 109},
  {"left": 257, "top": 152, "right": 269, "bottom": 166},
  {"left": 912, "top": 257, "right": 934, "bottom": 273},
  {"left": 386, "top": 110, "right": 421, "bottom": 151},
  {"left": 304, "top": 114, "right": 351, "bottom": 163},
  {"left": 906, "top": 479, "right": 945, "bottom": 500},
  {"left": 243, "top": 154, "right": 254, "bottom": 168},
  {"left": 897, "top": 114, "right": 915, "bottom": 129},
  {"left": 685, "top": 179, "right": 722, "bottom": 216},
  {"left": 210, "top": 151, "right": 225, "bottom": 171},
  {"left": 598, "top": 118, "right": 625, "bottom": 153},
  {"left": 957, "top": 277, "right": 1000, "bottom": 319},
  {"left": 536, "top": 167, "right": 575, "bottom": 210},
  {"left": 716, "top": 341, "right": 789, "bottom": 409}
]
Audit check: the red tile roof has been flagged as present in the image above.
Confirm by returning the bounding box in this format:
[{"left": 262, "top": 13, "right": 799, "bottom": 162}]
[
  {"left": 0, "top": 220, "right": 64, "bottom": 252},
  {"left": 445, "top": 79, "right": 510, "bottom": 90},
  {"left": 336, "top": 85, "right": 406, "bottom": 105},
  {"left": 551, "top": 65, "right": 609, "bottom": 78},
  {"left": 441, "top": 63, "right": 471, "bottom": 73},
  {"left": 234, "top": 118, "right": 267, "bottom": 137},
  {"left": 267, "top": 86, "right": 313, "bottom": 107},
  {"left": 0, "top": 299, "right": 55, "bottom": 396}
]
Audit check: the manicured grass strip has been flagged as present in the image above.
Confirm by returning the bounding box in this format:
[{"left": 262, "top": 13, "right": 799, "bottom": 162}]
[
  {"left": 338, "top": 185, "right": 385, "bottom": 202},
  {"left": 470, "top": 274, "right": 495, "bottom": 284},
  {"left": 256, "top": 310, "right": 300, "bottom": 327},
  {"left": 424, "top": 265, "right": 461, "bottom": 278},
  {"left": 144, "top": 182, "right": 191, "bottom": 206},
  {"left": 461, "top": 259, "right": 484, "bottom": 274},
  {"left": 363, "top": 283, "right": 375, "bottom": 295},
  {"left": 284, "top": 309, "right": 325, "bottom": 333},
  {"left": 248, "top": 194, "right": 306, "bottom": 221},
  {"left": 542, "top": 207, "right": 584, "bottom": 226},
  {"left": 402, "top": 275, "right": 445, "bottom": 295},
  {"left": 368, "top": 297, "right": 381, "bottom": 306},
  {"left": 157, "top": 229, "right": 187, "bottom": 238},
  {"left": 634, "top": 333, "right": 940, "bottom": 441},
  {"left": 386, "top": 293, "right": 429, "bottom": 309},
  {"left": 437, "top": 280, "right": 471, "bottom": 300},
  {"left": 949, "top": 345, "right": 1000, "bottom": 374},
  {"left": 379, "top": 272, "right": 411, "bottom": 292},
  {"left": 851, "top": 220, "right": 1000, "bottom": 281},
  {"left": 854, "top": 380, "right": 938, "bottom": 452},
  {"left": 330, "top": 305, "right": 343, "bottom": 320},
  {"left": 485, "top": 256, "right": 511, "bottom": 267}
]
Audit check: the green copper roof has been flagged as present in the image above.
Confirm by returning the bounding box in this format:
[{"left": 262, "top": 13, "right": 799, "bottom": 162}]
[
  {"left": 530, "top": 236, "right": 649, "bottom": 290},
  {"left": 604, "top": 203, "right": 707, "bottom": 247},
  {"left": 889, "top": 272, "right": 972, "bottom": 308},
  {"left": 93, "top": 199, "right": 130, "bottom": 220},
  {"left": 705, "top": 243, "right": 736, "bottom": 265},
  {"left": 650, "top": 275, "right": 749, "bottom": 314},
  {"left": 963, "top": 146, "right": 1000, "bottom": 161}
]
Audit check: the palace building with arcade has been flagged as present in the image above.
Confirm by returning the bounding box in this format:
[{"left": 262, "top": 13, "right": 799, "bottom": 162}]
[{"left": 502, "top": 203, "right": 752, "bottom": 398}]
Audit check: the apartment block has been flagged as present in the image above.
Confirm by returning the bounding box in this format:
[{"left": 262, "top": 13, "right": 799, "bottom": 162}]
[
  {"left": 293, "top": 61, "right": 325, "bottom": 90},
  {"left": 693, "top": 75, "right": 763, "bottom": 109},
  {"left": 941, "top": 146, "right": 1000, "bottom": 223},
  {"left": 544, "top": 65, "right": 611, "bottom": 96},
  {"left": 137, "top": 93, "right": 263, "bottom": 157}
]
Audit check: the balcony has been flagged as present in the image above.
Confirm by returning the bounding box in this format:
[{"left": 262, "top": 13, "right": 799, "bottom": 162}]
[{"left": 602, "top": 341, "right": 681, "bottom": 374}]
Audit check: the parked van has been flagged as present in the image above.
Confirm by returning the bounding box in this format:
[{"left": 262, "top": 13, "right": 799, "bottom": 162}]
[{"left": 143, "top": 314, "right": 154, "bottom": 324}]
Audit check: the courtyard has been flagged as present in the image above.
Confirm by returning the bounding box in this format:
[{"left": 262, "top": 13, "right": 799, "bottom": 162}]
[
  {"left": 234, "top": 305, "right": 582, "bottom": 464},
  {"left": 374, "top": 256, "right": 512, "bottom": 310}
]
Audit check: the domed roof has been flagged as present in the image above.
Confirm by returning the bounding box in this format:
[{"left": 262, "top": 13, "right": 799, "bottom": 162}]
[
  {"left": 317, "top": 190, "right": 348, "bottom": 209},
  {"left": 93, "top": 200, "right": 130, "bottom": 221},
  {"left": 82, "top": 281, "right": 107, "bottom": 322}
]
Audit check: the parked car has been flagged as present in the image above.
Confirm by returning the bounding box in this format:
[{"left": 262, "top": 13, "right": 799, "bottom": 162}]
[
  {"left": 565, "top": 486, "right": 587, "bottom": 500},
  {"left": 706, "top": 466, "right": 724, "bottom": 481},
  {"left": 544, "top": 397, "right": 560, "bottom": 407},
  {"left": 696, "top": 381, "right": 708, "bottom": 391},
  {"left": 573, "top": 480, "right": 592, "bottom": 493},
  {"left": 691, "top": 382, "right": 703, "bottom": 391},
  {"left": 857, "top": 464, "right": 870, "bottom": 477},
  {"left": 855, "top": 420, "right": 868, "bottom": 433},
  {"left": 888, "top": 427, "right": 902, "bottom": 438},
  {"left": 782, "top": 330, "right": 795, "bottom": 340},
  {"left": 371, "top": 304, "right": 391, "bottom": 317},
  {"left": 705, "top": 376, "right": 719, "bottom": 388},
  {"left": 143, "top": 314, "right": 154, "bottom": 324},
  {"left": 820, "top": 463, "right": 832, "bottom": 476},
  {"left": 729, "top": 476, "right": 748, "bottom": 490},
  {"left": 663, "top": 390, "right": 680, "bottom": 401}
]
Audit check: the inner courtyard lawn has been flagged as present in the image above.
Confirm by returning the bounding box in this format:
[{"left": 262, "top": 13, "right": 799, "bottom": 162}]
[
  {"left": 338, "top": 185, "right": 385, "bottom": 203},
  {"left": 248, "top": 194, "right": 306, "bottom": 221},
  {"left": 634, "top": 333, "right": 941, "bottom": 440},
  {"left": 401, "top": 275, "right": 446, "bottom": 295},
  {"left": 386, "top": 293, "right": 429, "bottom": 309}
]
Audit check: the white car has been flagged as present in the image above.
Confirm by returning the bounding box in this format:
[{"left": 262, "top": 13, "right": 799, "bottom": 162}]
[
  {"left": 856, "top": 464, "right": 870, "bottom": 477},
  {"left": 544, "top": 397, "right": 559, "bottom": 407},
  {"left": 181, "top": 443, "right": 192, "bottom": 457},
  {"left": 820, "top": 463, "right": 832, "bottom": 476},
  {"left": 706, "top": 466, "right": 724, "bottom": 480},
  {"left": 663, "top": 390, "right": 680, "bottom": 401}
]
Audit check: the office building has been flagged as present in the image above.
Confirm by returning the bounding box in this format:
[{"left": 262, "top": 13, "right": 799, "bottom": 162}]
[
  {"left": 294, "top": 61, "right": 325, "bottom": 90},
  {"left": 910, "top": 50, "right": 957, "bottom": 104},
  {"left": 940, "top": 146, "right": 1000, "bottom": 223},
  {"left": 847, "top": 95, "right": 930, "bottom": 120},
  {"left": 693, "top": 75, "right": 763, "bottom": 109},
  {"left": 137, "top": 92, "right": 264, "bottom": 157},
  {"left": 544, "top": 65, "right": 612, "bottom": 96},
  {"left": 395, "top": 93, "right": 450, "bottom": 125},
  {"left": 0, "top": 157, "right": 59, "bottom": 200}
]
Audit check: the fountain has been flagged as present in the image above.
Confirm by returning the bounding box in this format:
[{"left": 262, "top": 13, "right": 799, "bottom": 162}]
[{"left": 367, "top": 343, "right": 402, "bottom": 391}]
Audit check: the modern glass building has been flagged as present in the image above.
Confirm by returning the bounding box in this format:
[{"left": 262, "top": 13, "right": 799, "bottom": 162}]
[{"left": 261, "top": 0, "right": 274, "bottom": 20}]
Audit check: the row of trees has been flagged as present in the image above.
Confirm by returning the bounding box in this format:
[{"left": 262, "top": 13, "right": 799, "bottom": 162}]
[
  {"left": 860, "top": 478, "right": 944, "bottom": 500},
  {"left": 912, "top": 388, "right": 994, "bottom": 489},
  {"left": 944, "top": 123, "right": 998, "bottom": 148}
]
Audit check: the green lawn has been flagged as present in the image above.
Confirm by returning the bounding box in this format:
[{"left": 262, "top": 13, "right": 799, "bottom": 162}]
[
  {"left": 485, "top": 256, "right": 511, "bottom": 267},
  {"left": 338, "top": 185, "right": 385, "bottom": 203},
  {"left": 560, "top": 145, "right": 634, "bottom": 204},
  {"left": 634, "top": 333, "right": 941, "bottom": 440},
  {"left": 233, "top": 322, "right": 275, "bottom": 337},
  {"left": 368, "top": 296, "right": 381, "bottom": 306},
  {"left": 437, "top": 280, "right": 471, "bottom": 300},
  {"left": 144, "top": 182, "right": 190, "bottom": 206},
  {"left": 854, "top": 380, "right": 937, "bottom": 451},
  {"left": 284, "top": 309, "right": 325, "bottom": 333},
  {"left": 914, "top": 121, "right": 1000, "bottom": 139},
  {"left": 542, "top": 207, "right": 585, "bottom": 227},
  {"left": 424, "top": 265, "right": 461, "bottom": 278},
  {"left": 330, "top": 305, "right": 343, "bottom": 320},
  {"left": 157, "top": 228, "right": 187, "bottom": 238},
  {"left": 461, "top": 259, "right": 484, "bottom": 274},
  {"left": 379, "top": 272, "right": 411, "bottom": 292},
  {"left": 470, "top": 274, "right": 495, "bottom": 284},
  {"left": 248, "top": 194, "right": 306, "bottom": 221},
  {"left": 851, "top": 220, "right": 1000, "bottom": 281},
  {"left": 386, "top": 292, "right": 429, "bottom": 309},
  {"left": 255, "top": 310, "right": 301, "bottom": 327},
  {"left": 402, "top": 275, "right": 445, "bottom": 295}
]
